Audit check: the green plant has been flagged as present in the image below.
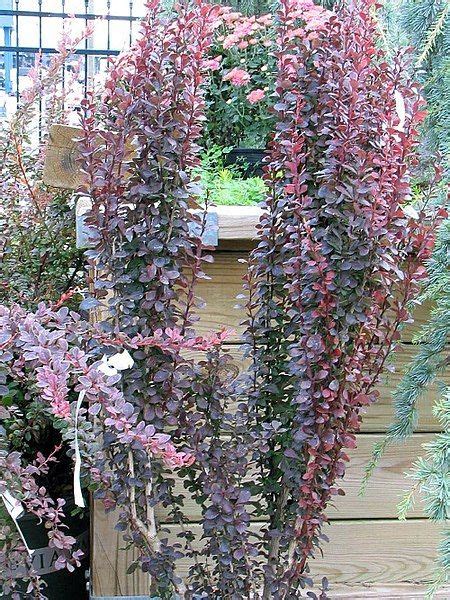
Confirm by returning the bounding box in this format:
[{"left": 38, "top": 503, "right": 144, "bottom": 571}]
[
  {"left": 196, "top": 145, "right": 266, "bottom": 205},
  {"left": 1, "top": 1, "right": 445, "bottom": 598},
  {"left": 76, "top": 0, "right": 441, "bottom": 597},
  {"left": 203, "top": 8, "right": 276, "bottom": 148},
  {"left": 212, "top": 172, "right": 266, "bottom": 205},
  {"left": 0, "top": 40, "right": 85, "bottom": 310},
  {"left": 401, "top": 0, "right": 450, "bottom": 162}
]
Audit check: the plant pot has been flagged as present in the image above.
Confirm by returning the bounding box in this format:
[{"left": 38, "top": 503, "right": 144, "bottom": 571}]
[
  {"left": 3, "top": 504, "right": 89, "bottom": 599},
  {"left": 224, "top": 148, "right": 266, "bottom": 177}
]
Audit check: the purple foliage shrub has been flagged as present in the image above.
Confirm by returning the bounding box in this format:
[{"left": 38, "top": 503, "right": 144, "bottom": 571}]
[{"left": 1, "top": 1, "right": 445, "bottom": 599}]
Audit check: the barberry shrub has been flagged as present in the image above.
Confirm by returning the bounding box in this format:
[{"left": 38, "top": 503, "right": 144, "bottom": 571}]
[
  {"left": 240, "top": 0, "right": 444, "bottom": 596},
  {"left": 0, "top": 302, "right": 207, "bottom": 599},
  {"left": 78, "top": 1, "right": 251, "bottom": 596},
  {"left": 363, "top": 217, "right": 450, "bottom": 597},
  {"left": 0, "top": 28, "right": 90, "bottom": 309},
  {"left": 1, "top": 0, "right": 444, "bottom": 599},
  {"left": 78, "top": 0, "right": 443, "bottom": 597}
]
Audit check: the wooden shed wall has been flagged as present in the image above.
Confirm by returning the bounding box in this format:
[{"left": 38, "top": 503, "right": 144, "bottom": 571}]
[{"left": 91, "top": 223, "right": 448, "bottom": 599}]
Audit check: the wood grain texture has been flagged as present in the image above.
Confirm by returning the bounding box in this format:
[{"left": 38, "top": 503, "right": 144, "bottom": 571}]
[
  {"left": 332, "top": 434, "right": 431, "bottom": 519},
  {"left": 43, "top": 124, "right": 83, "bottom": 189},
  {"left": 197, "top": 253, "right": 432, "bottom": 343},
  {"left": 312, "top": 519, "right": 444, "bottom": 587},
  {"left": 326, "top": 584, "right": 450, "bottom": 599},
  {"left": 91, "top": 516, "right": 445, "bottom": 596},
  {"left": 185, "top": 344, "right": 442, "bottom": 432},
  {"left": 152, "top": 433, "right": 431, "bottom": 523}
]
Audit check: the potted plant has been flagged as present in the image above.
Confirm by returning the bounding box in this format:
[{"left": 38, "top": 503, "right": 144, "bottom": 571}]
[
  {"left": 3, "top": 0, "right": 446, "bottom": 598},
  {"left": 0, "top": 304, "right": 91, "bottom": 600},
  {"left": 202, "top": 2, "right": 330, "bottom": 178},
  {"left": 0, "top": 302, "right": 197, "bottom": 600},
  {"left": 203, "top": 8, "right": 275, "bottom": 174},
  {"left": 0, "top": 356, "right": 89, "bottom": 600}
]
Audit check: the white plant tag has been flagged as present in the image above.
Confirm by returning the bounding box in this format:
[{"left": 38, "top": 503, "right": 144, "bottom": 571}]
[
  {"left": 394, "top": 90, "right": 406, "bottom": 133},
  {"left": 108, "top": 350, "right": 134, "bottom": 371},
  {"left": 98, "top": 355, "right": 118, "bottom": 377},
  {"left": 1, "top": 490, "right": 34, "bottom": 556},
  {"left": 2, "top": 490, "right": 24, "bottom": 520},
  {"left": 73, "top": 389, "right": 86, "bottom": 508},
  {"left": 98, "top": 350, "right": 134, "bottom": 377}
]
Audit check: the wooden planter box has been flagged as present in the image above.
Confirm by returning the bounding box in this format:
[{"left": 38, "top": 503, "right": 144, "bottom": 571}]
[
  {"left": 90, "top": 211, "right": 446, "bottom": 600},
  {"left": 44, "top": 126, "right": 448, "bottom": 600}
]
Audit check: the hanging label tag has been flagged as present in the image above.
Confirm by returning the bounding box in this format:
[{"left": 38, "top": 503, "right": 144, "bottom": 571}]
[
  {"left": 8, "top": 530, "right": 89, "bottom": 577},
  {"left": 2, "top": 490, "right": 24, "bottom": 521},
  {"left": 73, "top": 389, "right": 86, "bottom": 508},
  {"left": 1, "top": 490, "right": 34, "bottom": 556}
]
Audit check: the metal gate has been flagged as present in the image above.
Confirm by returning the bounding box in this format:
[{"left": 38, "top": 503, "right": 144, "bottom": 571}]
[{"left": 0, "top": 0, "right": 146, "bottom": 119}]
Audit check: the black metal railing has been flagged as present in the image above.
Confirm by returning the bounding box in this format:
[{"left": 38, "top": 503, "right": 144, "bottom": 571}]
[{"left": 0, "top": 0, "right": 145, "bottom": 117}]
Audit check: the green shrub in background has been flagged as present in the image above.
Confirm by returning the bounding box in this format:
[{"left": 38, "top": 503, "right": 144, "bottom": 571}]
[
  {"left": 0, "top": 55, "right": 83, "bottom": 309},
  {"left": 196, "top": 145, "right": 266, "bottom": 206}
]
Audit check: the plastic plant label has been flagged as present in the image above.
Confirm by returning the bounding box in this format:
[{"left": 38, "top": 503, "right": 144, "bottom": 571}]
[
  {"left": 8, "top": 530, "right": 89, "bottom": 577},
  {"left": 74, "top": 389, "right": 86, "bottom": 508},
  {"left": 1, "top": 490, "right": 34, "bottom": 556}
]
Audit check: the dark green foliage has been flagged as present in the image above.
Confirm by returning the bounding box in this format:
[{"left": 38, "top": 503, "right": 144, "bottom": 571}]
[
  {"left": 216, "top": 0, "right": 274, "bottom": 16},
  {"left": 0, "top": 184, "right": 82, "bottom": 308},
  {"left": 196, "top": 145, "right": 266, "bottom": 205}
]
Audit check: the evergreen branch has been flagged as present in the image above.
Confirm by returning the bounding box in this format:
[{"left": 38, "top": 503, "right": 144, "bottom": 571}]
[
  {"left": 397, "top": 484, "right": 418, "bottom": 520},
  {"left": 359, "top": 439, "right": 389, "bottom": 496},
  {"left": 425, "top": 530, "right": 450, "bottom": 599},
  {"left": 385, "top": 332, "right": 448, "bottom": 441},
  {"left": 369, "top": 3, "right": 393, "bottom": 55},
  {"left": 416, "top": 2, "right": 450, "bottom": 66},
  {"left": 364, "top": 220, "right": 449, "bottom": 597}
]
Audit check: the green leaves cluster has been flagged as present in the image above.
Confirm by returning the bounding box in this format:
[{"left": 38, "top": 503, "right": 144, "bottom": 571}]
[
  {"left": 0, "top": 57, "right": 83, "bottom": 309},
  {"left": 196, "top": 145, "right": 266, "bottom": 205}
]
